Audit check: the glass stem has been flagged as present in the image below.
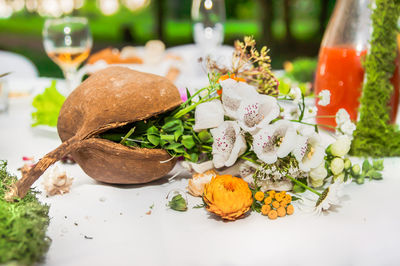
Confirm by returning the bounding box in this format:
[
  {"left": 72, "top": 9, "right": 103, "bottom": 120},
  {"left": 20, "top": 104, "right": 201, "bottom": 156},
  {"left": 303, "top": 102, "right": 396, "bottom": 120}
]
[{"left": 63, "top": 67, "right": 77, "bottom": 92}]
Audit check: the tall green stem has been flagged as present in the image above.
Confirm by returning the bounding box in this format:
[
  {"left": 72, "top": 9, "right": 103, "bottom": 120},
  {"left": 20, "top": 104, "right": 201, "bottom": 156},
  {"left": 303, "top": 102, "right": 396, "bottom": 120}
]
[{"left": 285, "top": 175, "right": 321, "bottom": 196}]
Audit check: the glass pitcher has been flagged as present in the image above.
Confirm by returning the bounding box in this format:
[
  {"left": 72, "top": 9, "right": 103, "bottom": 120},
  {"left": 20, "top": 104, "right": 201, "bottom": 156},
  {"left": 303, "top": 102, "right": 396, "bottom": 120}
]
[{"left": 314, "top": 0, "right": 399, "bottom": 128}]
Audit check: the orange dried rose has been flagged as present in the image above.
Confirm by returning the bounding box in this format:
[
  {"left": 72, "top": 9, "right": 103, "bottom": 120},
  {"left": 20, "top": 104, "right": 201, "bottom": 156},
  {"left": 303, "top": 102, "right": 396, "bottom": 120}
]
[{"left": 203, "top": 175, "right": 253, "bottom": 221}]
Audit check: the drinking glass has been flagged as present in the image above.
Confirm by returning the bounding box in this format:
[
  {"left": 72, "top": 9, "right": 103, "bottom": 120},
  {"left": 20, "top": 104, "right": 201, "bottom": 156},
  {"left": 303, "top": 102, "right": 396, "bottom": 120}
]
[
  {"left": 191, "top": 0, "right": 225, "bottom": 54},
  {"left": 43, "top": 17, "right": 92, "bottom": 92}
]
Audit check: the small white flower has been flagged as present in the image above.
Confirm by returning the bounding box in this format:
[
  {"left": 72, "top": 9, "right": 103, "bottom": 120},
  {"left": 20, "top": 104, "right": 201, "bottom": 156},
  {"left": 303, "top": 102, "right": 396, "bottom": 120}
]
[
  {"left": 330, "top": 157, "right": 344, "bottom": 175},
  {"left": 314, "top": 180, "right": 346, "bottom": 215},
  {"left": 237, "top": 95, "right": 280, "bottom": 134},
  {"left": 309, "top": 163, "right": 327, "bottom": 188},
  {"left": 252, "top": 120, "right": 297, "bottom": 164},
  {"left": 318, "top": 90, "right": 331, "bottom": 106},
  {"left": 305, "top": 106, "right": 317, "bottom": 117},
  {"left": 293, "top": 130, "right": 325, "bottom": 172},
  {"left": 210, "top": 121, "right": 247, "bottom": 168},
  {"left": 288, "top": 106, "right": 300, "bottom": 120},
  {"left": 339, "top": 120, "right": 356, "bottom": 138},
  {"left": 335, "top": 108, "right": 351, "bottom": 126},
  {"left": 288, "top": 87, "right": 302, "bottom": 103},
  {"left": 193, "top": 100, "right": 224, "bottom": 132},
  {"left": 220, "top": 78, "right": 258, "bottom": 119},
  {"left": 330, "top": 135, "right": 351, "bottom": 157}
]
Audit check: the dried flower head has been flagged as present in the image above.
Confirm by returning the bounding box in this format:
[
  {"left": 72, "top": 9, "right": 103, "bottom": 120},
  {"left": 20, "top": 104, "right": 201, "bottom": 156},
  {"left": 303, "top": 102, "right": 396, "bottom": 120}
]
[
  {"left": 187, "top": 169, "right": 217, "bottom": 197},
  {"left": 42, "top": 166, "right": 73, "bottom": 196},
  {"left": 203, "top": 175, "right": 253, "bottom": 220},
  {"left": 206, "top": 36, "right": 279, "bottom": 96}
]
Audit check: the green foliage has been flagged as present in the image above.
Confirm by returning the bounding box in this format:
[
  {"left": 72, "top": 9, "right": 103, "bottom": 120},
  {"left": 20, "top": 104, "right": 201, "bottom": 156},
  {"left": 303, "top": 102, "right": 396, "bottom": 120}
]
[
  {"left": 285, "top": 57, "right": 317, "bottom": 83},
  {"left": 351, "top": 0, "right": 400, "bottom": 157},
  {"left": 100, "top": 83, "right": 219, "bottom": 162},
  {"left": 292, "top": 178, "right": 307, "bottom": 193},
  {"left": 353, "top": 159, "right": 385, "bottom": 185},
  {"left": 31, "top": 81, "right": 65, "bottom": 127},
  {"left": 0, "top": 161, "right": 51, "bottom": 265},
  {"left": 277, "top": 76, "right": 310, "bottom": 95},
  {"left": 249, "top": 187, "right": 262, "bottom": 213}
]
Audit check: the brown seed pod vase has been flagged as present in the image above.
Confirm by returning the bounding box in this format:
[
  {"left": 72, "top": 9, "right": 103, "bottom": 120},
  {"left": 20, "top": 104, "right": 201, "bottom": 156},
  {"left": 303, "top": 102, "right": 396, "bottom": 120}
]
[{"left": 7, "top": 67, "right": 182, "bottom": 200}]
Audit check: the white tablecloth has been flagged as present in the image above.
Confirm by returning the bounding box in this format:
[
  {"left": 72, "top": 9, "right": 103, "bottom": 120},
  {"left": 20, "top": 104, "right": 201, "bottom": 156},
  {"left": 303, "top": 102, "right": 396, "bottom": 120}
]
[{"left": 1, "top": 78, "right": 400, "bottom": 266}]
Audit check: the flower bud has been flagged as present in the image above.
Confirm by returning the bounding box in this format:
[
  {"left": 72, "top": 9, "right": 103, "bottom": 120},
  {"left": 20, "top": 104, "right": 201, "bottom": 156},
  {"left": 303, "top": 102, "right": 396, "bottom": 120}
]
[
  {"left": 352, "top": 164, "right": 361, "bottom": 176},
  {"left": 198, "top": 130, "right": 212, "bottom": 143},
  {"left": 333, "top": 173, "right": 345, "bottom": 183},
  {"left": 310, "top": 178, "right": 324, "bottom": 188},
  {"left": 331, "top": 136, "right": 351, "bottom": 157},
  {"left": 309, "top": 163, "right": 327, "bottom": 188},
  {"left": 167, "top": 192, "right": 188, "bottom": 212},
  {"left": 344, "top": 158, "right": 351, "bottom": 170},
  {"left": 330, "top": 158, "right": 344, "bottom": 175},
  {"left": 309, "top": 163, "right": 328, "bottom": 181}
]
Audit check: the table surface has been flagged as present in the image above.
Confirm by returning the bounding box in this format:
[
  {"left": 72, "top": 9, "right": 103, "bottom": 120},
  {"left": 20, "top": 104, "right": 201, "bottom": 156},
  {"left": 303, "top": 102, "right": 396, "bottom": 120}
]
[{"left": 1, "top": 62, "right": 400, "bottom": 266}]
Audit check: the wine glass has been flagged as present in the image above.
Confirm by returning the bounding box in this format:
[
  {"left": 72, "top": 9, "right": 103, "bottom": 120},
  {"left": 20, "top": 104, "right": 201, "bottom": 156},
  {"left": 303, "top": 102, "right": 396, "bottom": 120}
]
[
  {"left": 191, "top": 0, "right": 225, "bottom": 54},
  {"left": 43, "top": 17, "right": 92, "bottom": 92}
]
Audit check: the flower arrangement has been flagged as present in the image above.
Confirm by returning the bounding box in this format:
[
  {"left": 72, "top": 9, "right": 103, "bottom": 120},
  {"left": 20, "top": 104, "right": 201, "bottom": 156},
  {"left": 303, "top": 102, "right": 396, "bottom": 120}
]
[{"left": 103, "top": 37, "right": 384, "bottom": 221}]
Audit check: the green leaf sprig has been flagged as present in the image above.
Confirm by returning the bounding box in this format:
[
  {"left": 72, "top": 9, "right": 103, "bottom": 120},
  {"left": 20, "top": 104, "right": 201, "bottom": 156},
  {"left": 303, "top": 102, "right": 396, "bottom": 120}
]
[{"left": 31, "top": 81, "right": 65, "bottom": 127}]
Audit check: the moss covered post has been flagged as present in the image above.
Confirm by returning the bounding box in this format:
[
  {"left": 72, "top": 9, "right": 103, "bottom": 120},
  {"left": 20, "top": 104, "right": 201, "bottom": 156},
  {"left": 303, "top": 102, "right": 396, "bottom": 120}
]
[{"left": 351, "top": 0, "right": 400, "bottom": 157}]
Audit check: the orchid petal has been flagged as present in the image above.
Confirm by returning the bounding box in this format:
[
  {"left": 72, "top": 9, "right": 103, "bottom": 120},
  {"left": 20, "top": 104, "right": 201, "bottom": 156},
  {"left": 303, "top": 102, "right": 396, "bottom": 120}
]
[
  {"left": 237, "top": 95, "right": 280, "bottom": 134},
  {"left": 293, "top": 131, "right": 325, "bottom": 172},
  {"left": 210, "top": 121, "right": 247, "bottom": 168},
  {"left": 253, "top": 120, "right": 297, "bottom": 164},
  {"left": 220, "top": 78, "right": 258, "bottom": 119},
  {"left": 193, "top": 100, "right": 224, "bottom": 132}
]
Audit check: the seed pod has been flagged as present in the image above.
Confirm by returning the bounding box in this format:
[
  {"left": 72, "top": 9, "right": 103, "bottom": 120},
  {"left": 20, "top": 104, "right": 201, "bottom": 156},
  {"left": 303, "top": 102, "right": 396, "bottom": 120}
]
[{"left": 8, "top": 67, "right": 182, "bottom": 200}]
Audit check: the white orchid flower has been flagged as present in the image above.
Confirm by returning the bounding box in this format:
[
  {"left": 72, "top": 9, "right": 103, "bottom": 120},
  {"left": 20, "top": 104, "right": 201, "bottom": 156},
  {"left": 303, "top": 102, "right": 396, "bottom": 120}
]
[
  {"left": 318, "top": 90, "right": 331, "bottom": 106},
  {"left": 193, "top": 100, "right": 224, "bottom": 132},
  {"left": 252, "top": 120, "right": 297, "bottom": 164},
  {"left": 293, "top": 130, "right": 325, "bottom": 172},
  {"left": 237, "top": 95, "right": 280, "bottom": 134},
  {"left": 220, "top": 78, "right": 259, "bottom": 119},
  {"left": 210, "top": 121, "right": 247, "bottom": 168}
]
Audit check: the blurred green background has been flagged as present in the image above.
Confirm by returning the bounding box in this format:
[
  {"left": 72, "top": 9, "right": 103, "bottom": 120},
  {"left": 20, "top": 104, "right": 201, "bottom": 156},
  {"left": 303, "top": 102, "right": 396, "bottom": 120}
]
[{"left": 0, "top": 0, "right": 336, "bottom": 77}]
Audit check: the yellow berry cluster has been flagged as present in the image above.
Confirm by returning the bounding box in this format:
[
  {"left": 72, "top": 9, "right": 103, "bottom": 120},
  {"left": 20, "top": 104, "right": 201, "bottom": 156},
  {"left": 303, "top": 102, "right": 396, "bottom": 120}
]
[{"left": 254, "top": 190, "right": 294, "bottom": 220}]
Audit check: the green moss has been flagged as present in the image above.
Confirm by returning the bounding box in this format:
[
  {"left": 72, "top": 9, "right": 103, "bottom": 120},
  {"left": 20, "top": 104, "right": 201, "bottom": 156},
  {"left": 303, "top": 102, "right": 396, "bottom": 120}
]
[
  {"left": 350, "top": 0, "right": 400, "bottom": 157},
  {"left": 0, "top": 161, "right": 51, "bottom": 265}
]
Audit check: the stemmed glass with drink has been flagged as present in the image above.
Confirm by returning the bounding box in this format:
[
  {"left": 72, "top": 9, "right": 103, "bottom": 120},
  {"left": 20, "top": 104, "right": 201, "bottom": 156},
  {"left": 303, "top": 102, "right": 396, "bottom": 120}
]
[
  {"left": 191, "top": 0, "right": 225, "bottom": 54},
  {"left": 43, "top": 17, "right": 92, "bottom": 93}
]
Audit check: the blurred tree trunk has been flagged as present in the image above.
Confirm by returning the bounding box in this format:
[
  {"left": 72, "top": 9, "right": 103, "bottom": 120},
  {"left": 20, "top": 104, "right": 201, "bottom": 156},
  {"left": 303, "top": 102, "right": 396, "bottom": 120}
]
[
  {"left": 154, "top": 0, "right": 165, "bottom": 42},
  {"left": 283, "top": 0, "right": 293, "bottom": 43},
  {"left": 258, "top": 0, "right": 274, "bottom": 45},
  {"left": 319, "top": 0, "right": 330, "bottom": 37}
]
